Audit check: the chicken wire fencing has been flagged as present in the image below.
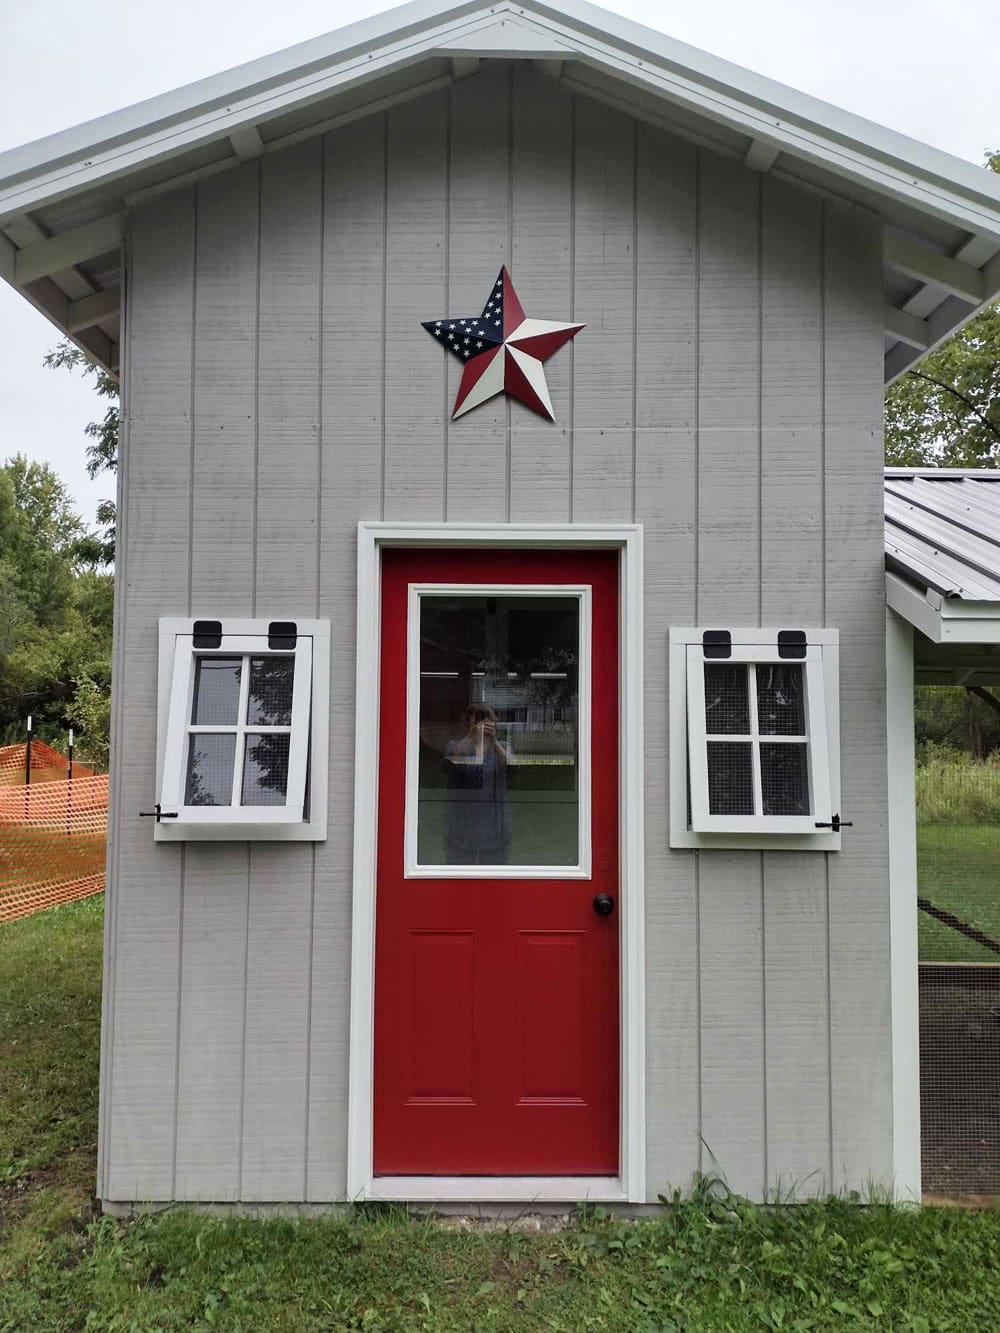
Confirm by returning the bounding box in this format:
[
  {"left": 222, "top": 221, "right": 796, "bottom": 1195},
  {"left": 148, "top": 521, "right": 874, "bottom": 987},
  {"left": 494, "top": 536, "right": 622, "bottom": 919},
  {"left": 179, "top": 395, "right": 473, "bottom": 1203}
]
[
  {"left": 917, "top": 751, "right": 1000, "bottom": 1200},
  {"left": 0, "top": 742, "right": 107, "bottom": 923}
]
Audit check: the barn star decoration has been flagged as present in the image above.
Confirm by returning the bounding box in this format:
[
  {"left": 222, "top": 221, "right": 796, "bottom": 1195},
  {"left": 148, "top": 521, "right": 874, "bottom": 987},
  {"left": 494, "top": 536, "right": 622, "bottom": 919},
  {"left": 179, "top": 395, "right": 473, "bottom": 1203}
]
[{"left": 422, "top": 267, "right": 584, "bottom": 421}]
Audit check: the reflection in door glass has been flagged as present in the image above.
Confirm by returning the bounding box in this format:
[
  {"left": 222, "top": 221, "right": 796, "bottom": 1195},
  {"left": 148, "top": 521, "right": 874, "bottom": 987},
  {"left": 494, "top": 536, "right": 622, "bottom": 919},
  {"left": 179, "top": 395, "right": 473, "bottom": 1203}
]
[{"left": 417, "top": 595, "right": 580, "bottom": 867}]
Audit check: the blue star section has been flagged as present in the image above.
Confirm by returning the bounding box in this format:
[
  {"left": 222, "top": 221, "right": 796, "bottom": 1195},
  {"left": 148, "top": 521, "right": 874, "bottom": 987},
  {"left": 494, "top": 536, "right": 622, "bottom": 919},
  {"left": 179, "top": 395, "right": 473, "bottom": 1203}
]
[{"left": 421, "top": 271, "right": 506, "bottom": 365}]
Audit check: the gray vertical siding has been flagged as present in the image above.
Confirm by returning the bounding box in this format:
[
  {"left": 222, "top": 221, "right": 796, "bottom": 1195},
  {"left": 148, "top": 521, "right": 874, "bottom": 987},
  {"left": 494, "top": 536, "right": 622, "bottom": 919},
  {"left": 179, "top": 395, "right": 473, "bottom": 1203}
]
[
  {"left": 509, "top": 67, "right": 573, "bottom": 521},
  {"left": 174, "top": 165, "right": 258, "bottom": 1203},
  {"left": 104, "top": 69, "right": 889, "bottom": 1204},
  {"left": 759, "top": 179, "right": 830, "bottom": 1195},
  {"left": 104, "top": 191, "right": 193, "bottom": 1202}
]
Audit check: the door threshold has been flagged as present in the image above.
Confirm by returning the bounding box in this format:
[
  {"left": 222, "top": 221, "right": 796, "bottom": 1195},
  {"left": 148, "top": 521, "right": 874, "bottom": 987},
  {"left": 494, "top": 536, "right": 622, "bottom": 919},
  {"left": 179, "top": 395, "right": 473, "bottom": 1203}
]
[{"left": 365, "top": 1176, "right": 627, "bottom": 1203}]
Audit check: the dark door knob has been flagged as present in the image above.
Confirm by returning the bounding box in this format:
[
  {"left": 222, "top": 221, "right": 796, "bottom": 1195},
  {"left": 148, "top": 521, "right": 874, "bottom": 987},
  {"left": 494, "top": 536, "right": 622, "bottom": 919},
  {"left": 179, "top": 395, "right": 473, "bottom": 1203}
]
[{"left": 592, "top": 893, "right": 615, "bottom": 917}]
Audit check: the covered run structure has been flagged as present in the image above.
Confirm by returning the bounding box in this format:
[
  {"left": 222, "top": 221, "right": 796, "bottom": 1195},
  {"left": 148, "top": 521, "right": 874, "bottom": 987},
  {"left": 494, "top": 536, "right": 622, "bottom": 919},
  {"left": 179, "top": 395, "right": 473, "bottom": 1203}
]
[{"left": 884, "top": 468, "right": 1000, "bottom": 1200}]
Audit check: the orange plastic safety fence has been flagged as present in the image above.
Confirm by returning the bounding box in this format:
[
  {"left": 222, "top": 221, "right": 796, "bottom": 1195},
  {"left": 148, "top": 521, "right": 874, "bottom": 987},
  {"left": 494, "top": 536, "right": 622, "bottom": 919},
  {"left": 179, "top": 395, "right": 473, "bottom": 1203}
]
[
  {"left": 0, "top": 775, "right": 108, "bottom": 923},
  {"left": 0, "top": 740, "right": 96, "bottom": 786}
]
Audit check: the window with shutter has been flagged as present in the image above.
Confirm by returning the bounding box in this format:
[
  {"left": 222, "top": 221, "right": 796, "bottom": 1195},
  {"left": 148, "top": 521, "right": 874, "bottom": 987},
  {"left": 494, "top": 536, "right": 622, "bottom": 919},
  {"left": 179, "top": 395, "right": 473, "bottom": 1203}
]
[
  {"left": 155, "top": 617, "right": 329, "bottom": 840},
  {"left": 669, "top": 628, "right": 841, "bottom": 849}
]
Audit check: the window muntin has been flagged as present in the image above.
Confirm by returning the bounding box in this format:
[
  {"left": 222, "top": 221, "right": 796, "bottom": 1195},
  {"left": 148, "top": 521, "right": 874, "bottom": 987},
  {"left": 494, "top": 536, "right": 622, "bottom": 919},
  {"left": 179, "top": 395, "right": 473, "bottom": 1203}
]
[
  {"left": 405, "top": 585, "right": 592, "bottom": 878},
  {"left": 160, "top": 631, "right": 313, "bottom": 828},
  {"left": 685, "top": 641, "right": 833, "bottom": 836}
]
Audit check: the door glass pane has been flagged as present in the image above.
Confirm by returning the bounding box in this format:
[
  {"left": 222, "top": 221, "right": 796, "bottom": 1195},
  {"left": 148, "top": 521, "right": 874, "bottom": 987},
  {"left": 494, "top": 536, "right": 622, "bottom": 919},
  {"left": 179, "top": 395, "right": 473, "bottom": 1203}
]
[
  {"left": 242, "top": 734, "right": 290, "bottom": 805},
  {"left": 191, "top": 657, "right": 242, "bottom": 725},
  {"left": 706, "top": 741, "right": 754, "bottom": 815},
  {"left": 703, "top": 664, "right": 750, "bottom": 734},
  {"left": 416, "top": 594, "right": 580, "bottom": 867},
  {"left": 756, "top": 664, "right": 805, "bottom": 735},
  {"left": 185, "top": 734, "right": 236, "bottom": 805},
  {"left": 247, "top": 656, "right": 295, "bottom": 726},
  {"left": 760, "top": 742, "right": 810, "bottom": 815}
]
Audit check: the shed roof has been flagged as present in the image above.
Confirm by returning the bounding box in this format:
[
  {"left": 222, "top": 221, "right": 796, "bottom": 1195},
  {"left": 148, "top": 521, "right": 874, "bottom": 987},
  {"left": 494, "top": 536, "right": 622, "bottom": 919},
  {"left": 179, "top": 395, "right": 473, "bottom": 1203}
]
[
  {"left": 885, "top": 469, "right": 1000, "bottom": 681},
  {"left": 2, "top": 0, "right": 1000, "bottom": 380}
]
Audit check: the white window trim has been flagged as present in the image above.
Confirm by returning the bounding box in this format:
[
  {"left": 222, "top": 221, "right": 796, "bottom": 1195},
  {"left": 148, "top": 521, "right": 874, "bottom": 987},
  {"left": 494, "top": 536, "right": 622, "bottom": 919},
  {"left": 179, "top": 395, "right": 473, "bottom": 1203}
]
[
  {"left": 405, "top": 582, "right": 592, "bottom": 880},
  {"left": 348, "top": 522, "right": 645, "bottom": 1204},
  {"left": 670, "top": 627, "right": 842, "bottom": 851},
  {"left": 155, "top": 617, "right": 329, "bottom": 842}
]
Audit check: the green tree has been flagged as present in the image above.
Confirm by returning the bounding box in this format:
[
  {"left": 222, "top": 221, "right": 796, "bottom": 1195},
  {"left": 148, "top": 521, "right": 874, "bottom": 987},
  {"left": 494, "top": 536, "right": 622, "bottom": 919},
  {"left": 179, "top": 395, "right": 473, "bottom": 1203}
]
[
  {"left": 885, "top": 149, "right": 1000, "bottom": 467},
  {"left": 43, "top": 340, "right": 119, "bottom": 564},
  {"left": 0, "top": 456, "right": 112, "bottom": 762}
]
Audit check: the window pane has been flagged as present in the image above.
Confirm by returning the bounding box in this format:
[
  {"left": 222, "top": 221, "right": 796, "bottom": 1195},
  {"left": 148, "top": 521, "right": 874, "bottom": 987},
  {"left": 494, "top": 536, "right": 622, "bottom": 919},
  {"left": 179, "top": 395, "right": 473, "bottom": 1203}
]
[
  {"left": 703, "top": 664, "right": 750, "bottom": 735},
  {"left": 416, "top": 595, "right": 579, "bottom": 867},
  {"left": 242, "top": 734, "right": 291, "bottom": 805},
  {"left": 191, "top": 657, "right": 241, "bottom": 725},
  {"left": 706, "top": 741, "right": 754, "bottom": 815},
  {"left": 185, "top": 734, "right": 236, "bottom": 805},
  {"left": 247, "top": 656, "right": 295, "bottom": 726},
  {"left": 756, "top": 664, "right": 806, "bottom": 736},
  {"left": 760, "top": 742, "right": 810, "bottom": 815}
]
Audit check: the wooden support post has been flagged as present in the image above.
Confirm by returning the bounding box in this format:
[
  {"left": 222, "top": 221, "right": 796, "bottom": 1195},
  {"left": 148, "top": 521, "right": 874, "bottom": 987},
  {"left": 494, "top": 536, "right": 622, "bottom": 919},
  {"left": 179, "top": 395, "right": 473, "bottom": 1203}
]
[{"left": 965, "top": 684, "right": 1000, "bottom": 719}]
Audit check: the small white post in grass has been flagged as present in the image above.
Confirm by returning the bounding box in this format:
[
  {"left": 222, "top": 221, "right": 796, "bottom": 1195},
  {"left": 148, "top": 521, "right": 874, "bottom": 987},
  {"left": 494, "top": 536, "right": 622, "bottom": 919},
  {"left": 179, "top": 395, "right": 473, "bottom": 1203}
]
[{"left": 67, "top": 727, "right": 75, "bottom": 834}]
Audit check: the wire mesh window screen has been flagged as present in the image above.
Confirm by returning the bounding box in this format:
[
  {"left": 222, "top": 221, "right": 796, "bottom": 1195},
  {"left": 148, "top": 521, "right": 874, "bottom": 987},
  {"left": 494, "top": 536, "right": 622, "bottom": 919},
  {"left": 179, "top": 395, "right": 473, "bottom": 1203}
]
[
  {"left": 916, "top": 741, "right": 1000, "bottom": 1199},
  {"left": 248, "top": 656, "right": 294, "bottom": 726},
  {"left": 706, "top": 741, "right": 754, "bottom": 815},
  {"left": 242, "top": 734, "right": 291, "bottom": 805},
  {"left": 756, "top": 664, "right": 805, "bottom": 735},
  {"left": 185, "top": 735, "right": 237, "bottom": 805},
  {"left": 760, "top": 743, "right": 809, "bottom": 815},
  {"left": 704, "top": 664, "right": 750, "bottom": 734},
  {"left": 191, "top": 657, "right": 242, "bottom": 725},
  {"left": 185, "top": 734, "right": 237, "bottom": 806}
]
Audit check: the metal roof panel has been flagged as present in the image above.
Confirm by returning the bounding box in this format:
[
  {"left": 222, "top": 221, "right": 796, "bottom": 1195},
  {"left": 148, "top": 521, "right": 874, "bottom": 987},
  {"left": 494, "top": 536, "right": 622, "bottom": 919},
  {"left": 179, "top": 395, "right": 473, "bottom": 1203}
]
[{"left": 884, "top": 472, "right": 1000, "bottom": 604}]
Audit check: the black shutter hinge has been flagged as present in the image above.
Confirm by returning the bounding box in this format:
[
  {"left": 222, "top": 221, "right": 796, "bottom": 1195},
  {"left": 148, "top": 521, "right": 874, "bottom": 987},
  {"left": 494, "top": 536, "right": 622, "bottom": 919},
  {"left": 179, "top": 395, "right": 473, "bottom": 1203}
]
[
  {"left": 814, "top": 813, "right": 852, "bottom": 833},
  {"left": 139, "top": 803, "right": 179, "bottom": 823}
]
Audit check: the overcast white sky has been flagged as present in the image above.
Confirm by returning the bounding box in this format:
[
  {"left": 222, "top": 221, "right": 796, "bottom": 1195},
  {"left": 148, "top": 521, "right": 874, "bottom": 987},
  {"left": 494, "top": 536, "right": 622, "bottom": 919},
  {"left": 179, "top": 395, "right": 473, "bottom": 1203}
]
[{"left": 1, "top": 0, "right": 997, "bottom": 527}]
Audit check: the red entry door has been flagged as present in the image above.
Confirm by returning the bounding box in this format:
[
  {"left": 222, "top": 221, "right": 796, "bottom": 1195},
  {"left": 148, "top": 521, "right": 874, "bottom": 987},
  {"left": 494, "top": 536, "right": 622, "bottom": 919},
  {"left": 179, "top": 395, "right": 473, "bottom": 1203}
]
[{"left": 373, "top": 548, "right": 619, "bottom": 1176}]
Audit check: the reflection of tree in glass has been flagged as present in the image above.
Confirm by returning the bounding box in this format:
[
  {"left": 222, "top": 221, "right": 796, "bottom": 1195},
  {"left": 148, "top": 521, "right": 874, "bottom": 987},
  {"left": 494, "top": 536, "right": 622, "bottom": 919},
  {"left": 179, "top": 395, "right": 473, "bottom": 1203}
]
[
  {"left": 243, "top": 733, "right": 291, "bottom": 803},
  {"left": 248, "top": 656, "right": 294, "bottom": 726},
  {"left": 186, "top": 749, "right": 214, "bottom": 805},
  {"left": 508, "top": 606, "right": 578, "bottom": 710},
  {"left": 185, "top": 736, "right": 235, "bottom": 806}
]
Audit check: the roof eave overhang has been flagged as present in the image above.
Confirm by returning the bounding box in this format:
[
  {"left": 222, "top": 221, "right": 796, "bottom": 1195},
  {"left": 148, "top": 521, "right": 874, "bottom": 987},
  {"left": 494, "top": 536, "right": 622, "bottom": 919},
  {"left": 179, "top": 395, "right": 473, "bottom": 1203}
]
[
  {"left": 886, "top": 570, "right": 1000, "bottom": 646},
  {"left": 2, "top": 0, "right": 1000, "bottom": 383}
]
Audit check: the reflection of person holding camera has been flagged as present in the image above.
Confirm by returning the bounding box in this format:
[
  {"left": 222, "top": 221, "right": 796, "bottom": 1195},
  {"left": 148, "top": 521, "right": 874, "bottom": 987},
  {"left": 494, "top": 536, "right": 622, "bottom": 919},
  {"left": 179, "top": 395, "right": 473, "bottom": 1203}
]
[{"left": 443, "top": 704, "right": 512, "bottom": 864}]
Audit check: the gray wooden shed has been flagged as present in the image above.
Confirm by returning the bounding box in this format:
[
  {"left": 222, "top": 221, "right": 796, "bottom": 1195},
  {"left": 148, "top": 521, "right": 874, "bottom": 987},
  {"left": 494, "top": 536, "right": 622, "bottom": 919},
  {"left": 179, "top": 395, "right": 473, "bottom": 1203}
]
[{"left": 3, "top": 0, "right": 1000, "bottom": 1211}]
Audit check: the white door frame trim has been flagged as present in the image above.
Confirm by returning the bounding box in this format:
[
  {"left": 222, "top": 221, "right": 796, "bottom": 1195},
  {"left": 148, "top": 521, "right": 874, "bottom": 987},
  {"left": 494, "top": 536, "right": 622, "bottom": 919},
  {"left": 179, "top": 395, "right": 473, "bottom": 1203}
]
[{"left": 347, "top": 521, "right": 646, "bottom": 1203}]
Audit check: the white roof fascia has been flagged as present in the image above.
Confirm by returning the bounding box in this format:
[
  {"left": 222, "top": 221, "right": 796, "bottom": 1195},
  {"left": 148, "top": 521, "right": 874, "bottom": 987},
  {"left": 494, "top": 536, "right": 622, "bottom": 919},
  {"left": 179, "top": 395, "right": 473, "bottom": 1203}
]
[
  {"left": 885, "top": 572, "right": 1000, "bottom": 645},
  {"left": 524, "top": 4, "right": 1000, "bottom": 243},
  {"left": 884, "top": 468, "right": 1000, "bottom": 480},
  {"left": 939, "top": 598, "right": 1000, "bottom": 623},
  {"left": 0, "top": 3, "right": 492, "bottom": 223},
  {"left": 1, "top": 0, "right": 1000, "bottom": 245}
]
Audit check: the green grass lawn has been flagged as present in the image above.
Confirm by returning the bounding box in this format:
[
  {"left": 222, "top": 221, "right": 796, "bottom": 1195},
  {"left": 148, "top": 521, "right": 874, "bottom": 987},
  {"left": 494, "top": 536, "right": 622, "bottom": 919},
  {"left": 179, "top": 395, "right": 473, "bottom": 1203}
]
[
  {"left": 918, "top": 822, "right": 1000, "bottom": 962},
  {"left": 4, "top": 899, "right": 1000, "bottom": 1331}
]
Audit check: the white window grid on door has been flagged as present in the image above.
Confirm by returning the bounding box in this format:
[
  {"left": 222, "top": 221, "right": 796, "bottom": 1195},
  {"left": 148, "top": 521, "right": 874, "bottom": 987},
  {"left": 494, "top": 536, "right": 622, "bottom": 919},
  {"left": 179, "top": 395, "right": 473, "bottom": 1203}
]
[
  {"left": 157, "top": 622, "right": 325, "bottom": 839},
  {"left": 669, "top": 628, "right": 840, "bottom": 849},
  {"left": 404, "top": 583, "right": 592, "bottom": 880}
]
